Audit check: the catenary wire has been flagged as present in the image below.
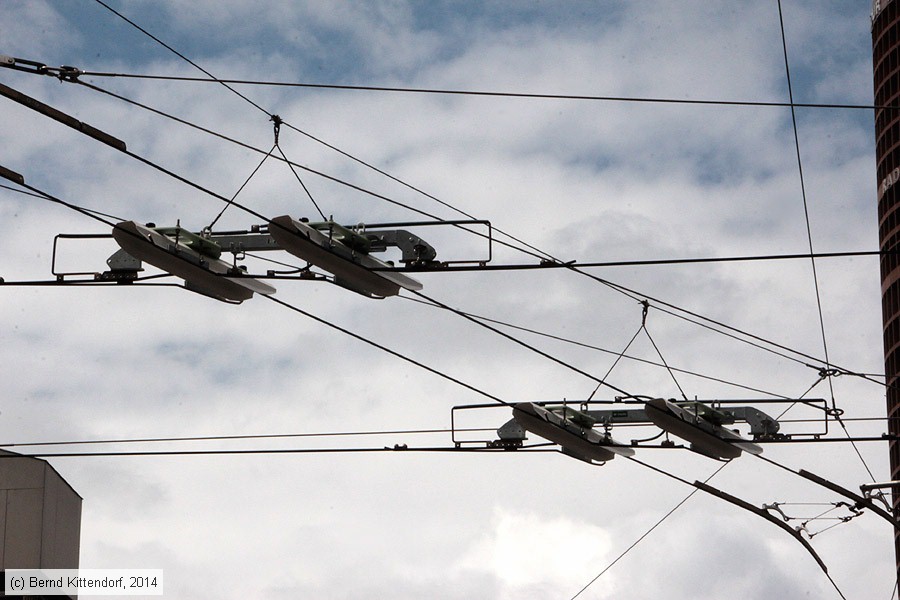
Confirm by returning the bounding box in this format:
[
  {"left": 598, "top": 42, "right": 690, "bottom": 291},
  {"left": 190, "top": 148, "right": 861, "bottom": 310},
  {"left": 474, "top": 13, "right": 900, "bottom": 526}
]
[
  {"left": 0, "top": 154, "right": 870, "bottom": 406},
  {"left": 2, "top": 101, "right": 853, "bottom": 416},
  {"left": 399, "top": 293, "right": 873, "bottom": 400},
  {"left": 589, "top": 274, "right": 889, "bottom": 390}
]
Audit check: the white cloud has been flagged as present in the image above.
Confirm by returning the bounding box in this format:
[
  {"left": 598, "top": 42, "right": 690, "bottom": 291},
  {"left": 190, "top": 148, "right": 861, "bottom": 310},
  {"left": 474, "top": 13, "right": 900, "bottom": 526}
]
[{"left": 457, "top": 507, "right": 616, "bottom": 598}]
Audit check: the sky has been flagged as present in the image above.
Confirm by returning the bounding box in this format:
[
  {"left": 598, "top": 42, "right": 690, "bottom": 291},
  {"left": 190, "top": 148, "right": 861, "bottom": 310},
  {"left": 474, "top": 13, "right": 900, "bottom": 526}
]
[{"left": 0, "top": 0, "right": 893, "bottom": 598}]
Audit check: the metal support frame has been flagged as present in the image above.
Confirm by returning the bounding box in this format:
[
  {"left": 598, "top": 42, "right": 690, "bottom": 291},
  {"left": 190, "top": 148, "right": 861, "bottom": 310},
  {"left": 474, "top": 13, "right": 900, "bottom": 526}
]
[
  {"left": 489, "top": 399, "right": 788, "bottom": 460},
  {"left": 98, "top": 218, "right": 452, "bottom": 299},
  {"left": 496, "top": 401, "right": 783, "bottom": 443}
]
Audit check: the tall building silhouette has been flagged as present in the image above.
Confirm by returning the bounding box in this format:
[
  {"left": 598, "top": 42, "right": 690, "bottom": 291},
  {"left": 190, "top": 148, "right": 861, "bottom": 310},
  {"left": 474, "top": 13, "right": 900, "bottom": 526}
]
[{"left": 873, "top": 0, "right": 900, "bottom": 579}]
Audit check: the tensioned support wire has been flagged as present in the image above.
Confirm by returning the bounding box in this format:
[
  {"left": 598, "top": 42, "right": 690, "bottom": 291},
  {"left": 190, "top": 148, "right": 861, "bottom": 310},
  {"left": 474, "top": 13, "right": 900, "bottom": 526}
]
[
  {"left": 207, "top": 114, "right": 327, "bottom": 231},
  {"left": 777, "top": 0, "right": 876, "bottom": 485},
  {"left": 271, "top": 114, "right": 327, "bottom": 221},
  {"left": 584, "top": 300, "right": 689, "bottom": 402},
  {"left": 408, "top": 289, "right": 636, "bottom": 400},
  {"left": 206, "top": 141, "right": 277, "bottom": 232}
]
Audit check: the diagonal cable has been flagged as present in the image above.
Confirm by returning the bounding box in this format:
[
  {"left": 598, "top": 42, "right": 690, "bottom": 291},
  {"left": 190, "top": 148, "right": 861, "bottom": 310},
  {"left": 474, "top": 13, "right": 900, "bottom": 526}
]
[
  {"left": 777, "top": 0, "right": 875, "bottom": 483},
  {"left": 207, "top": 142, "right": 277, "bottom": 231},
  {"left": 569, "top": 461, "right": 729, "bottom": 599}
]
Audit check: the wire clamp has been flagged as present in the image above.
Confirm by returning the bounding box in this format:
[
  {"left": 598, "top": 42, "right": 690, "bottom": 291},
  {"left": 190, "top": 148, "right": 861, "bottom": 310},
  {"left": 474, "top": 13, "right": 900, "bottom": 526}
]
[
  {"left": 270, "top": 114, "right": 282, "bottom": 144},
  {"left": 824, "top": 406, "right": 845, "bottom": 418},
  {"left": 56, "top": 65, "right": 82, "bottom": 82},
  {"left": 817, "top": 367, "right": 841, "bottom": 379}
]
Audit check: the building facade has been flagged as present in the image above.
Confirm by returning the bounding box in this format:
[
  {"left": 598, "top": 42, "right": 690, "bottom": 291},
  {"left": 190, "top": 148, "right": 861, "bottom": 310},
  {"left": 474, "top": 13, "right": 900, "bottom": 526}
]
[
  {"left": 873, "top": 0, "right": 900, "bottom": 580},
  {"left": 0, "top": 450, "right": 82, "bottom": 598}
]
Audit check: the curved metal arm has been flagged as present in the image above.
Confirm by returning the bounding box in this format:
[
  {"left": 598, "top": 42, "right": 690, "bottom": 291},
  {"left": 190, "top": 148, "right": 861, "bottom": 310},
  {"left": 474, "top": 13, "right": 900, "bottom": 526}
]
[{"left": 693, "top": 481, "right": 829, "bottom": 574}]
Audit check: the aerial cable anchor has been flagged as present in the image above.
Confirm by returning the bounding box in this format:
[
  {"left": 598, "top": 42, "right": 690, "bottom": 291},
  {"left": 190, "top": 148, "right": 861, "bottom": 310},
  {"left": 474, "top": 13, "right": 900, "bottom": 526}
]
[
  {"left": 0, "top": 55, "right": 81, "bottom": 81},
  {"left": 0, "top": 55, "right": 48, "bottom": 76}
]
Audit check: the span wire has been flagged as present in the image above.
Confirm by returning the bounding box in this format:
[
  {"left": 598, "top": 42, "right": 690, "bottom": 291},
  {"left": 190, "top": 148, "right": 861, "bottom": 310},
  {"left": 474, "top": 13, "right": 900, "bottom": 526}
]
[{"left": 68, "top": 69, "right": 889, "bottom": 111}]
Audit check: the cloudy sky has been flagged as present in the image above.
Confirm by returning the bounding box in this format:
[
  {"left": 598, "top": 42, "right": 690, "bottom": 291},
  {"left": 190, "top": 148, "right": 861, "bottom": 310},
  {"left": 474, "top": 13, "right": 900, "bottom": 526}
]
[{"left": 0, "top": 1, "right": 893, "bottom": 598}]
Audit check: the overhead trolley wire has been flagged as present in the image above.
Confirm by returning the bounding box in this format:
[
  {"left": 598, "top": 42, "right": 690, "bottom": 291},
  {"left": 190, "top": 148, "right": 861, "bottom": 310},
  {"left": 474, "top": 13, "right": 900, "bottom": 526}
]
[
  {"left": 0, "top": 426, "right": 498, "bottom": 449},
  {"left": 0, "top": 444, "right": 557, "bottom": 459},
  {"left": 1, "top": 430, "right": 892, "bottom": 452},
  {"left": 2, "top": 12, "right": 885, "bottom": 598}
]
